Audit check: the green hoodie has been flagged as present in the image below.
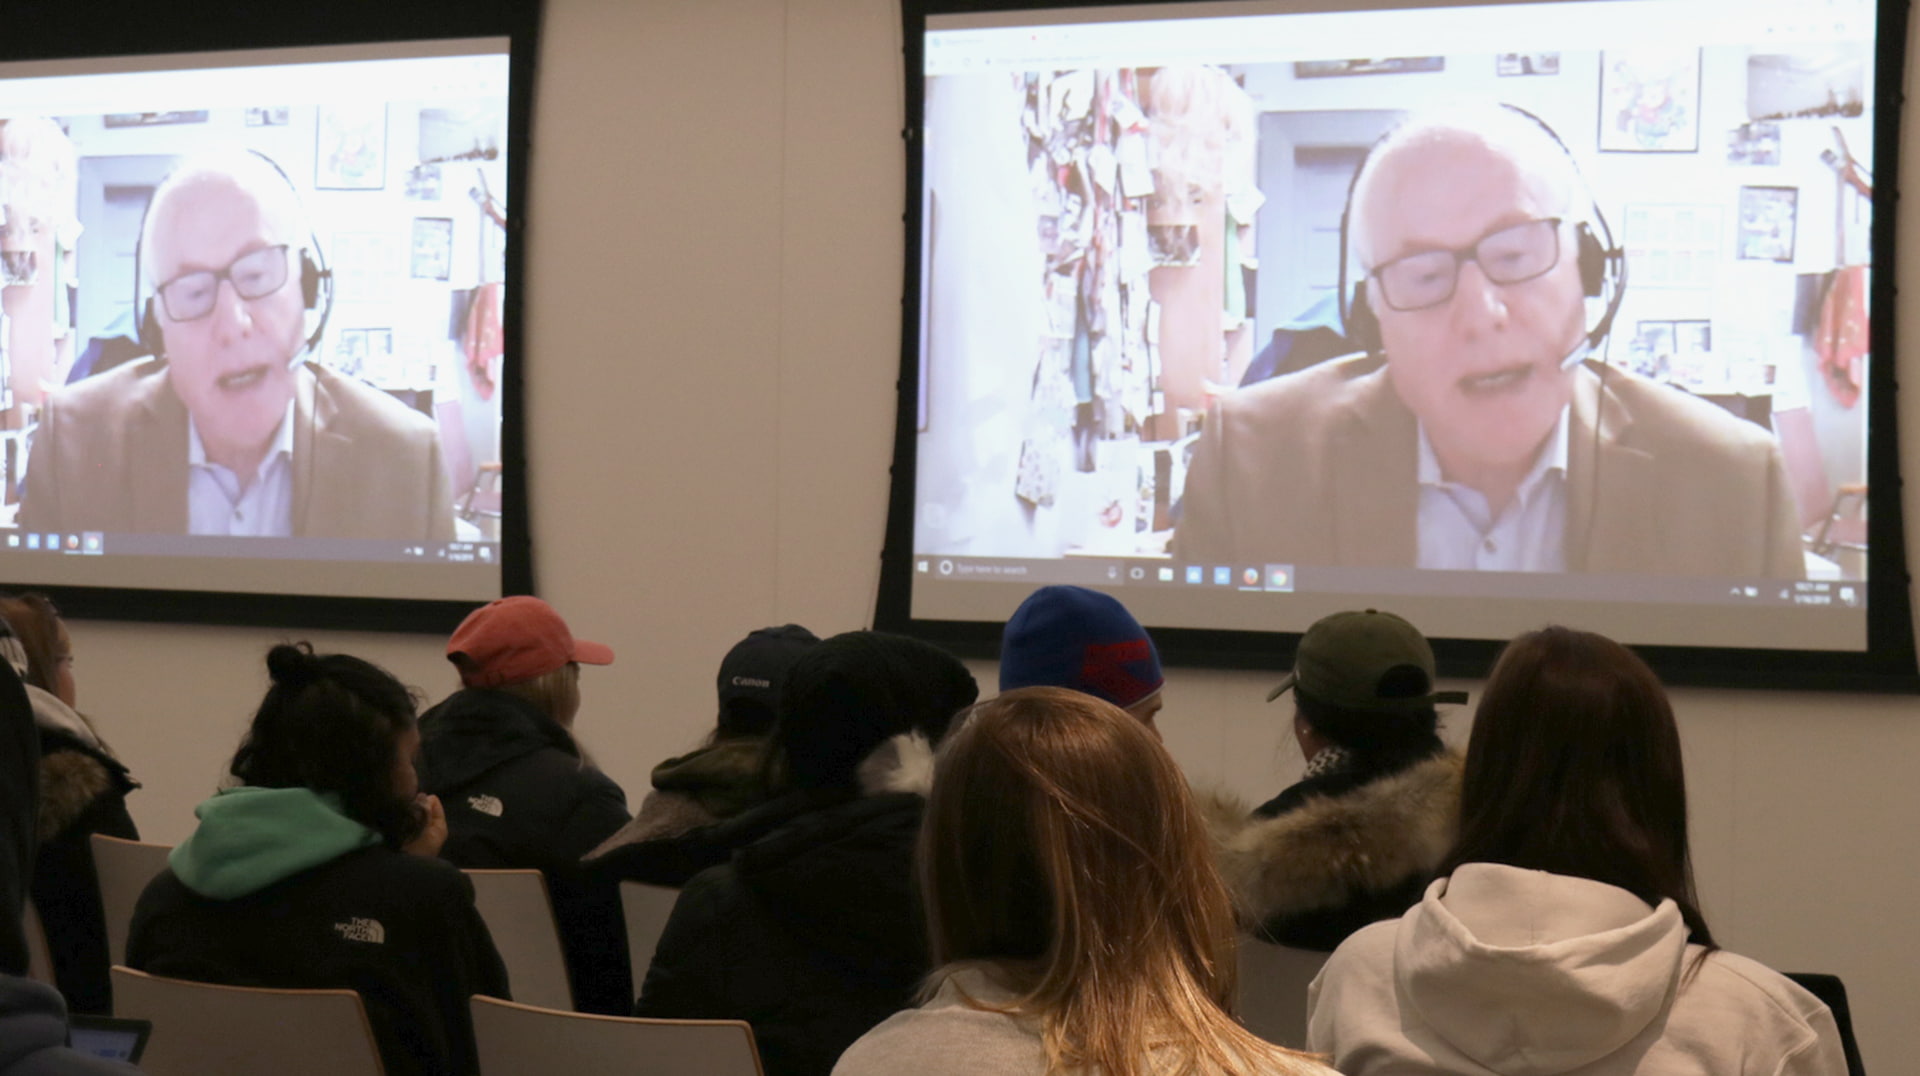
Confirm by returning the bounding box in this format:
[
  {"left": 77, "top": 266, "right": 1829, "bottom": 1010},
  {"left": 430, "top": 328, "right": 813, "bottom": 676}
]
[{"left": 168, "top": 786, "right": 383, "bottom": 900}]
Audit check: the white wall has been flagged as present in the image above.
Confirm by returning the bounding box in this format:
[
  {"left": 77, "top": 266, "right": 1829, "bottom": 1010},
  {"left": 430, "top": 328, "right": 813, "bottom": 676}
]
[{"left": 62, "top": 0, "right": 1920, "bottom": 1068}]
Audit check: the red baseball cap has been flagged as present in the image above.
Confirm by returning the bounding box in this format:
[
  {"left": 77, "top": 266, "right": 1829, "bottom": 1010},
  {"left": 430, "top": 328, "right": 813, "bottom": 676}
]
[{"left": 447, "top": 596, "right": 614, "bottom": 688}]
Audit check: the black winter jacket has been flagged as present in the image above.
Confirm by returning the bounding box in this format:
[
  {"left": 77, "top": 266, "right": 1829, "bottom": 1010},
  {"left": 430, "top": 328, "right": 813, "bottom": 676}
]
[
  {"left": 416, "top": 689, "right": 631, "bottom": 1013},
  {"left": 633, "top": 789, "right": 929, "bottom": 1076},
  {"left": 31, "top": 727, "right": 138, "bottom": 1016},
  {"left": 127, "top": 846, "right": 508, "bottom": 1076}
]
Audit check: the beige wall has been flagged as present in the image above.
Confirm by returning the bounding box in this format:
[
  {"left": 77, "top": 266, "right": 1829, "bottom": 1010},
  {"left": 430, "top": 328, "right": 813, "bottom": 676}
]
[{"left": 62, "top": 0, "right": 1920, "bottom": 1067}]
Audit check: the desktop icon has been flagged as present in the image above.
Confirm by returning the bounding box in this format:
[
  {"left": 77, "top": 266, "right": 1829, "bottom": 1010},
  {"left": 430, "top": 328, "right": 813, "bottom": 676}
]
[
  {"left": 64, "top": 534, "right": 80, "bottom": 551},
  {"left": 1265, "top": 565, "right": 1294, "bottom": 592},
  {"left": 1212, "top": 566, "right": 1231, "bottom": 586},
  {"left": 5, "top": 535, "right": 16, "bottom": 548},
  {"left": 1240, "top": 567, "right": 1260, "bottom": 587},
  {"left": 1185, "top": 566, "right": 1203, "bottom": 584},
  {"left": 1157, "top": 566, "right": 1174, "bottom": 582},
  {"left": 25, "top": 534, "right": 39, "bottom": 550},
  {"left": 82, "top": 533, "right": 103, "bottom": 554}
]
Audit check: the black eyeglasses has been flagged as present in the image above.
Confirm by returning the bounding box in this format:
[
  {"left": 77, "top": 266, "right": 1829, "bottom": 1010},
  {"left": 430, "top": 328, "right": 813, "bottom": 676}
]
[
  {"left": 154, "top": 244, "right": 293, "bottom": 322},
  {"left": 1370, "top": 218, "right": 1563, "bottom": 312}
]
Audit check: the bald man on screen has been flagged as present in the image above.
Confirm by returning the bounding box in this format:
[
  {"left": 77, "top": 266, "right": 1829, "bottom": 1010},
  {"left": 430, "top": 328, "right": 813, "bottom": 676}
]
[
  {"left": 21, "top": 149, "right": 454, "bottom": 541},
  {"left": 1175, "top": 107, "right": 1803, "bottom": 578}
]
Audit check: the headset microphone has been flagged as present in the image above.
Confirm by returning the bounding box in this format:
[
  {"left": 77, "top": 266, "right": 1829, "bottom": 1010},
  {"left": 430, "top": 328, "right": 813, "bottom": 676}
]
[{"left": 1560, "top": 339, "right": 1592, "bottom": 372}]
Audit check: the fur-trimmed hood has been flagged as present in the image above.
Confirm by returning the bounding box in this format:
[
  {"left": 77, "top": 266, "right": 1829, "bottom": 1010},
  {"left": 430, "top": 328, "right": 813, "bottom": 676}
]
[
  {"left": 1200, "top": 751, "right": 1463, "bottom": 927},
  {"left": 585, "top": 731, "right": 934, "bottom": 883},
  {"left": 35, "top": 724, "right": 136, "bottom": 845}
]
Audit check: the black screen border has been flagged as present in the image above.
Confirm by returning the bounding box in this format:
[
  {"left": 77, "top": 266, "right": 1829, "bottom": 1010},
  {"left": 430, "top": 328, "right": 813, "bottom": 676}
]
[
  {"left": 878, "top": 0, "right": 1920, "bottom": 692},
  {"left": 0, "top": 0, "right": 541, "bottom": 634}
]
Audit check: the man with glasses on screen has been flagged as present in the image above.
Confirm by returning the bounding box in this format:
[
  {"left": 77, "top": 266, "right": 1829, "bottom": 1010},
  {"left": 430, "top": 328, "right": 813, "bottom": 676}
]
[
  {"left": 21, "top": 149, "right": 454, "bottom": 541},
  {"left": 1176, "top": 105, "right": 1803, "bottom": 578}
]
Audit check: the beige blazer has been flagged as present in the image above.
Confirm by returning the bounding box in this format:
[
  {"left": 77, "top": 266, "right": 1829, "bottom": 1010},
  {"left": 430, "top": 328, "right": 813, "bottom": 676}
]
[
  {"left": 1175, "top": 356, "right": 1804, "bottom": 578},
  {"left": 21, "top": 359, "right": 456, "bottom": 542}
]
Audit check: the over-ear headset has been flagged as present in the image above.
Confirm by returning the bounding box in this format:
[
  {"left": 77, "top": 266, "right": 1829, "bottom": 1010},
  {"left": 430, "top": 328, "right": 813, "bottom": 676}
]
[
  {"left": 133, "top": 148, "right": 335, "bottom": 362},
  {"left": 1337, "top": 103, "right": 1626, "bottom": 365}
]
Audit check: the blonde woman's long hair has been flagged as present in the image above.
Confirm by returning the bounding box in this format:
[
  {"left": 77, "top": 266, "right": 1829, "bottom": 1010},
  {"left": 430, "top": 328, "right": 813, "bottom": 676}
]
[{"left": 920, "top": 687, "right": 1322, "bottom": 1076}]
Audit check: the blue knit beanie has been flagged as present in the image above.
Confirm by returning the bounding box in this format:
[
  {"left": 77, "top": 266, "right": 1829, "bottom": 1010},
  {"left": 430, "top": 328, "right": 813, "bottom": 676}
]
[{"left": 998, "top": 586, "right": 1164, "bottom": 709}]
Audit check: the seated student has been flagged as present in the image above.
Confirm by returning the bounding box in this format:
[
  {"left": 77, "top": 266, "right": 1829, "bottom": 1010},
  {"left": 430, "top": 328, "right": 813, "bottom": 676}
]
[
  {"left": 1205, "top": 609, "right": 1467, "bottom": 951},
  {"left": 1306, "top": 627, "right": 1846, "bottom": 1075},
  {"left": 127, "top": 644, "right": 508, "bottom": 1076},
  {"left": 587, "top": 624, "right": 819, "bottom": 861},
  {"left": 0, "top": 594, "right": 139, "bottom": 1015},
  {"left": 997, "top": 586, "right": 1166, "bottom": 736},
  {"left": 0, "top": 625, "right": 139, "bottom": 1075},
  {"left": 835, "top": 687, "right": 1335, "bottom": 1076},
  {"left": 635, "top": 631, "right": 978, "bottom": 1076},
  {"left": 417, "top": 595, "right": 630, "bottom": 1014}
]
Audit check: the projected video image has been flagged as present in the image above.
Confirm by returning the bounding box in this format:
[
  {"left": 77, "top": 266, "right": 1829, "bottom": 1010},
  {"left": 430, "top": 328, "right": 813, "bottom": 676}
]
[
  {"left": 0, "top": 53, "right": 508, "bottom": 554},
  {"left": 916, "top": 28, "right": 1872, "bottom": 586}
]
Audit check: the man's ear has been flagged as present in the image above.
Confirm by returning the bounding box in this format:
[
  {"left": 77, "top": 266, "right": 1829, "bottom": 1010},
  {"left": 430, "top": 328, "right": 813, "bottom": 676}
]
[
  {"left": 1347, "top": 280, "right": 1382, "bottom": 358},
  {"left": 138, "top": 297, "right": 165, "bottom": 359}
]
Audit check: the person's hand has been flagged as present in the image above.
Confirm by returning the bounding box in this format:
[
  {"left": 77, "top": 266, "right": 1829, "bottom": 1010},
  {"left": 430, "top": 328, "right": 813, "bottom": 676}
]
[{"left": 404, "top": 793, "right": 448, "bottom": 857}]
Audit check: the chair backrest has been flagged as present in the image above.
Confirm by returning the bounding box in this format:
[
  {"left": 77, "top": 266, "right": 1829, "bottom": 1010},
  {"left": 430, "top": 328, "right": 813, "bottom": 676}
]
[
  {"left": 619, "top": 880, "right": 681, "bottom": 981},
  {"left": 1236, "top": 937, "right": 1330, "bottom": 1049},
  {"left": 111, "top": 965, "right": 385, "bottom": 1076},
  {"left": 464, "top": 869, "right": 575, "bottom": 1011},
  {"left": 91, "top": 834, "right": 174, "bottom": 967},
  {"left": 22, "top": 899, "right": 56, "bottom": 986},
  {"left": 1772, "top": 404, "right": 1830, "bottom": 532},
  {"left": 1785, "top": 972, "right": 1866, "bottom": 1076},
  {"left": 471, "top": 994, "right": 762, "bottom": 1076}
]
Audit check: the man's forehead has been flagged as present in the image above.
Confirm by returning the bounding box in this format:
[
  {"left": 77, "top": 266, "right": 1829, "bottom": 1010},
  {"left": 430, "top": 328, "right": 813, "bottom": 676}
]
[
  {"left": 1358, "top": 121, "right": 1572, "bottom": 254},
  {"left": 146, "top": 158, "right": 300, "bottom": 264}
]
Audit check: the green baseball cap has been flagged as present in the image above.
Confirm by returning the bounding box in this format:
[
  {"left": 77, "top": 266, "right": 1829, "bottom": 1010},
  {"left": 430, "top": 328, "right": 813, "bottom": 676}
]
[{"left": 1266, "top": 609, "right": 1469, "bottom": 710}]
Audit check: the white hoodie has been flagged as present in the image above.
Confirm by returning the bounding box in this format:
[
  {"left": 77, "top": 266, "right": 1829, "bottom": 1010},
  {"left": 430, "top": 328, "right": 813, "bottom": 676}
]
[{"left": 1306, "top": 863, "right": 1845, "bottom": 1075}]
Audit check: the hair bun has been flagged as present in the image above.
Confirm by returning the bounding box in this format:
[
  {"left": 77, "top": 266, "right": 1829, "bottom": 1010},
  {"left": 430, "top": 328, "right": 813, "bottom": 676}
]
[{"left": 266, "top": 642, "right": 321, "bottom": 689}]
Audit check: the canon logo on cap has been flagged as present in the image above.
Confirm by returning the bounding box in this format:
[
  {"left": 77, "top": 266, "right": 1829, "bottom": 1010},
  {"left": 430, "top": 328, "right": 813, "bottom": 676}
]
[{"left": 731, "top": 676, "right": 771, "bottom": 688}]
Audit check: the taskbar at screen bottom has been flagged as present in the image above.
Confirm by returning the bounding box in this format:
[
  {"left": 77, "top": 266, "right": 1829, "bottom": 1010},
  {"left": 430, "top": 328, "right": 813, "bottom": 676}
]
[
  {"left": 906, "top": 554, "right": 1867, "bottom": 652},
  {"left": 0, "top": 530, "right": 497, "bottom": 565}
]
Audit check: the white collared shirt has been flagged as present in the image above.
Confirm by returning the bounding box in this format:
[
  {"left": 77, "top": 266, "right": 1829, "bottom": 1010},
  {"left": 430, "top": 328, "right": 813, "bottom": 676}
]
[
  {"left": 188, "top": 403, "right": 295, "bottom": 537},
  {"left": 1416, "top": 407, "right": 1569, "bottom": 572}
]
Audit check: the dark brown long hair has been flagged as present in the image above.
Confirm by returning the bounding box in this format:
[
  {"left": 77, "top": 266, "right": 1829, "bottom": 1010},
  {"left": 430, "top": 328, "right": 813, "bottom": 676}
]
[
  {"left": 0, "top": 593, "right": 65, "bottom": 696},
  {"left": 920, "top": 687, "right": 1322, "bottom": 1076},
  {"left": 1441, "top": 626, "right": 1715, "bottom": 948}
]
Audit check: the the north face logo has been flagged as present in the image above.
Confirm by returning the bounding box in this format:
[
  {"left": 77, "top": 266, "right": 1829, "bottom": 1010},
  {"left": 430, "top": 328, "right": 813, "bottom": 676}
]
[
  {"left": 468, "top": 794, "right": 504, "bottom": 817},
  {"left": 333, "top": 918, "right": 385, "bottom": 944}
]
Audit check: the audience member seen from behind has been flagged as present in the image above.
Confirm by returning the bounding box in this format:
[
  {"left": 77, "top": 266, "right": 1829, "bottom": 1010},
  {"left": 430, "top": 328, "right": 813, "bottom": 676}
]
[
  {"left": 127, "top": 643, "right": 508, "bottom": 1076},
  {"left": 1306, "top": 626, "right": 1846, "bottom": 1074},
  {"left": 998, "top": 586, "right": 1166, "bottom": 736},
  {"left": 636, "top": 631, "right": 978, "bottom": 1076},
  {"left": 0, "top": 621, "right": 139, "bottom": 1075},
  {"left": 1204, "top": 609, "right": 1466, "bottom": 951},
  {"left": 417, "top": 595, "right": 630, "bottom": 1013},
  {"left": 587, "top": 624, "right": 819, "bottom": 871},
  {"left": 0, "top": 594, "right": 139, "bottom": 1016},
  {"left": 835, "top": 687, "right": 1336, "bottom": 1076}
]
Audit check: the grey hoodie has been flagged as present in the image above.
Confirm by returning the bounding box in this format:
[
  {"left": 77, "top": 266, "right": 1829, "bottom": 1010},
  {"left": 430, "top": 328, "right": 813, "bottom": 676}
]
[{"left": 1306, "top": 863, "right": 1846, "bottom": 1075}]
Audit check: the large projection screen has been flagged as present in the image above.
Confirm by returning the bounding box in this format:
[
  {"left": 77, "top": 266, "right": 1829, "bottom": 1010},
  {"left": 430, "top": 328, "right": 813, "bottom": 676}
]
[
  {"left": 880, "top": 0, "right": 1917, "bottom": 688},
  {"left": 0, "top": 0, "right": 537, "bottom": 631}
]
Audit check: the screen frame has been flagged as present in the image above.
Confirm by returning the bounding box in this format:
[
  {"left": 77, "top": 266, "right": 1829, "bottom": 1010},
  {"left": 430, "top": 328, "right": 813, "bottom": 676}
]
[
  {"left": 878, "top": 0, "right": 1920, "bottom": 691},
  {"left": 0, "top": 0, "right": 540, "bottom": 633}
]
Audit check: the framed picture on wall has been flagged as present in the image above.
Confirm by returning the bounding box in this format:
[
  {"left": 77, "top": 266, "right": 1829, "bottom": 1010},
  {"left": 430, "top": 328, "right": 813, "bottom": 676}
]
[
  {"left": 1598, "top": 48, "right": 1701, "bottom": 152},
  {"left": 1737, "top": 185, "right": 1798, "bottom": 262},
  {"left": 410, "top": 217, "right": 453, "bottom": 280},
  {"left": 315, "top": 104, "right": 387, "bottom": 189}
]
